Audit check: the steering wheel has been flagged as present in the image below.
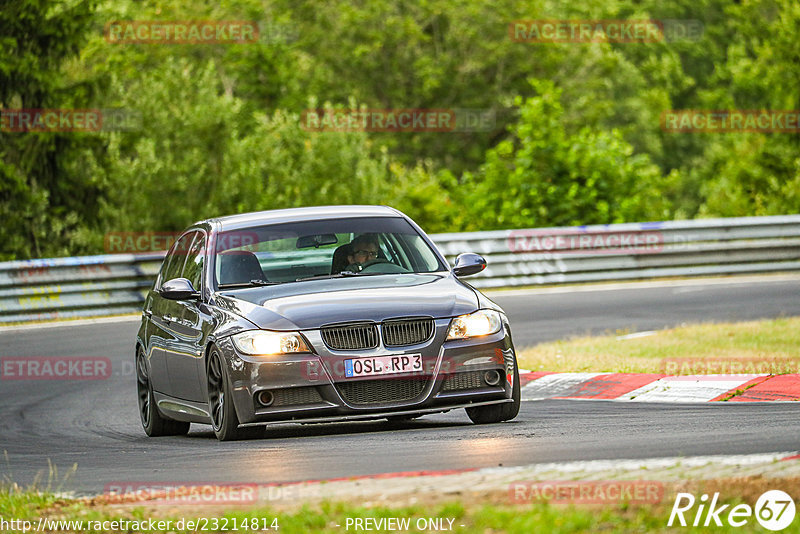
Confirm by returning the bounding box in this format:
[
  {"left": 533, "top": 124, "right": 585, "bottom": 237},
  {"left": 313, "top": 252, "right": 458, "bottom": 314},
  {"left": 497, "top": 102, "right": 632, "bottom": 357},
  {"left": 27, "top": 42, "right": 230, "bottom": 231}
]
[
  {"left": 360, "top": 259, "right": 409, "bottom": 274},
  {"left": 360, "top": 258, "right": 391, "bottom": 269}
]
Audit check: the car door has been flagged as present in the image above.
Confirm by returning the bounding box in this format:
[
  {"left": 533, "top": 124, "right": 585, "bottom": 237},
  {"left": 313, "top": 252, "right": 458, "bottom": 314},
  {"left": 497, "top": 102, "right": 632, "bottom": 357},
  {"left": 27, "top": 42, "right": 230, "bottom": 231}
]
[
  {"left": 166, "top": 231, "right": 212, "bottom": 402},
  {"left": 148, "top": 231, "right": 197, "bottom": 395}
]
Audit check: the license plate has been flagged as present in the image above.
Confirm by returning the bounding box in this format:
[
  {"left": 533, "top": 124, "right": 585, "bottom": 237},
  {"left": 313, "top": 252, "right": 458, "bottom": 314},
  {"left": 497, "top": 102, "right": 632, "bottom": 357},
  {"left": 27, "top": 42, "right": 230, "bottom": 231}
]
[{"left": 344, "top": 354, "right": 423, "bottom": 378}]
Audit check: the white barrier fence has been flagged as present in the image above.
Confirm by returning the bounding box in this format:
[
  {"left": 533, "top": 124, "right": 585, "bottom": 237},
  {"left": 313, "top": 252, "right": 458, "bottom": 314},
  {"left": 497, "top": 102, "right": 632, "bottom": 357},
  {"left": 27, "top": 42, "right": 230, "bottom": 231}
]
[{"left": 1, "top": 215, "right": 798, "bottom": 324}]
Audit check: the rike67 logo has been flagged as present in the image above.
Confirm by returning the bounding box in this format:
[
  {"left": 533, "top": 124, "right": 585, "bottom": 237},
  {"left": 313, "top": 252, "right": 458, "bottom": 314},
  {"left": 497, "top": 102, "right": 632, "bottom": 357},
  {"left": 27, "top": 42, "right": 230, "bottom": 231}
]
[{"left": 669, "top": 490, "right": 796, "bottom": 531}]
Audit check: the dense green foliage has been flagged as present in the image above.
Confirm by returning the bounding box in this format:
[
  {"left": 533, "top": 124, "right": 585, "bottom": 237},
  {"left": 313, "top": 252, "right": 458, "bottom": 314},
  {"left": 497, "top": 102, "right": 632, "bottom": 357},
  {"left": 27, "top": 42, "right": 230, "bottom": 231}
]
[{"left": 1, "top": 0, "right": 798, "bottom": 259}]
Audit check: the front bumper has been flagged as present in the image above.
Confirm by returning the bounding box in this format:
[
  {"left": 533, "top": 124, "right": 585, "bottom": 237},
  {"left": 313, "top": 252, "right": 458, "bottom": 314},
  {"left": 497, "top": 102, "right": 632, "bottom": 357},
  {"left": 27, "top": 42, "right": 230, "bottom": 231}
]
[{"left": 219, "top": 318, "right": 517, "bottom": 424}]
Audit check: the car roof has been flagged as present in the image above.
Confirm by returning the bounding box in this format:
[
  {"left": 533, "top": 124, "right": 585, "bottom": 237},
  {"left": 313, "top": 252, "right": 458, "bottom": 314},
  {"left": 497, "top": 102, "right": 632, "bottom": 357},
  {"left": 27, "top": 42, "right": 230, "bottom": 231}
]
[{"left": 200, "top": 205, "right": 404, "bottom": 231}]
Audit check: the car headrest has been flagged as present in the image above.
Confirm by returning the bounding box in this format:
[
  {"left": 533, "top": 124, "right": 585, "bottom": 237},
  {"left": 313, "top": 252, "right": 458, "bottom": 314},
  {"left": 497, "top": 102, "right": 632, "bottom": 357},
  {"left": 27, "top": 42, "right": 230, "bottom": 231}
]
[
  {"left": 218, "top": 251, "right": 266, "bottom": 285},
  {"left": 330, "top": 243, "right": 353, "bottom": 274}
]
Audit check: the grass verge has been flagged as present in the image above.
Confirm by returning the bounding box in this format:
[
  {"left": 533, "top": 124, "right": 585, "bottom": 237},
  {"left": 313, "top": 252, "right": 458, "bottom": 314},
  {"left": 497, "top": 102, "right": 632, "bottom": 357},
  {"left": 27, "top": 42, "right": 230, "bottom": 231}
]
[
  {"left": 516, "top": 317, "right": 800, "bottom": 374},
  {"left": 3, "top": 477, "right": 798, "bottom": 533}
]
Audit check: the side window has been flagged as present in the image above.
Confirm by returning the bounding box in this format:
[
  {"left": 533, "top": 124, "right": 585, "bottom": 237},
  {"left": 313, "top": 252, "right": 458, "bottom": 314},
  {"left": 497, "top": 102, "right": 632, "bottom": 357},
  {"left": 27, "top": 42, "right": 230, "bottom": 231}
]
[
  {"left": 182, "top": 234, "right": 205, "bottom": 290},
  {"left": 161, "top": 232, "right": 196, "bottom": 285}
]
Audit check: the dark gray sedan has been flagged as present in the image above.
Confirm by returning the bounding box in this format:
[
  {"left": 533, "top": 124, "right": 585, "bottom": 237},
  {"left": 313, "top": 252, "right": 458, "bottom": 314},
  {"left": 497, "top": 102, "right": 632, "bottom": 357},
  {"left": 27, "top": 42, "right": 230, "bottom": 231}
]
[{"left": 136, "top": 206, "right": 520, "bottom": 440}]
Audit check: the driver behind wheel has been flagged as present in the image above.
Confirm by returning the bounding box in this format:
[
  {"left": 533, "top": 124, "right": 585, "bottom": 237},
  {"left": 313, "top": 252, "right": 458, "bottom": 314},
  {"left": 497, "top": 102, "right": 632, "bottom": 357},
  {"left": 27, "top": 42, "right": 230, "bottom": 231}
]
[{"left": 345, "top": 234, "right": 381, "bottom": 271}]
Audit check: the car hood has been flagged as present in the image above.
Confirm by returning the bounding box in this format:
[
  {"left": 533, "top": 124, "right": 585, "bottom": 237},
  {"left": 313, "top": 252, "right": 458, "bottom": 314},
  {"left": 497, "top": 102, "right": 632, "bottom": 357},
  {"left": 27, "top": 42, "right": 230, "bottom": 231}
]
[{"left": 214, "top": 273, "right": 478, "bottom": 330}]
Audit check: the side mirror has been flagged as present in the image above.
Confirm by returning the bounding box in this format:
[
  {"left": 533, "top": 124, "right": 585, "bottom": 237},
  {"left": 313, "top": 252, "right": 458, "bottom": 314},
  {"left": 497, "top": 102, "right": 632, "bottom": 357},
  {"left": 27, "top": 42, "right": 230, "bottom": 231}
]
[
  {"left": 453, "top": 253, "right": 487, "bottom": 277},
  {"left": 160, "top": 278, "right": 200, "bottom": 300}
]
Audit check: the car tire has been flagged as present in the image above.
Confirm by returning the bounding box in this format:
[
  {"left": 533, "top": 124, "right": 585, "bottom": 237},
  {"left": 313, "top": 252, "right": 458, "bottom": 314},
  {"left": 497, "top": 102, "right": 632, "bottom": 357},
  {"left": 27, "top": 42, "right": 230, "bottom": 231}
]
[
  {"left": 207, "top": 348, "right": 261, "bottom": 441},
  {"left": 465, "top": 360, "right": 520, "bottom": 424},
  {"left": 136, "top": 347, "right": 190, "bottom": 437}
]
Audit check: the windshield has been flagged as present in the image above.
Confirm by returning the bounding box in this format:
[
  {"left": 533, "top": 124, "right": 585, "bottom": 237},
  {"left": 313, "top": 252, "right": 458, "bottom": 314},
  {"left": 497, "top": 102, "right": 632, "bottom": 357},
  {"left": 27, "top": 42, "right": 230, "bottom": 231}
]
[{"left": 213, "top": 216, "right": 446, "bottom": 287}]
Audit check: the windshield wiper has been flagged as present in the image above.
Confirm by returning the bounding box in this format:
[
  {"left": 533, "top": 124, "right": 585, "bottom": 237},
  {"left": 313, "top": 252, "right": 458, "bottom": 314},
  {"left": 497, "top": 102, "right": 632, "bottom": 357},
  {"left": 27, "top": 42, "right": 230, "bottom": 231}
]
[
  {"left": 218, "top": 279, "right": 278, "bottom": 289},
  {"left": 295, "top": 270, "right": 361, "bottom": 282},
  {"left": 296, "top": 271, "right": 401, "bottom": 282}
]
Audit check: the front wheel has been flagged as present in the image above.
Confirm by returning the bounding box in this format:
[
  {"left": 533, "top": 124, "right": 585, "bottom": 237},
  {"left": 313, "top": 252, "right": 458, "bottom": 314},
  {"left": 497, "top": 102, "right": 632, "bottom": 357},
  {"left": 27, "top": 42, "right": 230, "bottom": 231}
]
[
  {"left": 465, "top": 361, "right": 520, "bottom": 424},
  {"left": 207, "top": 349, "right": 262, "bottom": 441},
  {"left": 136, "top": 347, "right": 190, "bottom": 437}
]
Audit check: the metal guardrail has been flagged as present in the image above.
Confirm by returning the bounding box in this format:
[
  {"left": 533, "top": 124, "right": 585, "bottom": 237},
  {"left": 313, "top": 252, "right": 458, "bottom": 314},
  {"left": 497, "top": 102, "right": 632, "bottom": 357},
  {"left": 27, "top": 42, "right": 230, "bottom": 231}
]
[
  {"left": 433, "top": 215, "right": 800, "bottom": 288},
  {"left": 0, "top": 253, "right": 166, "bottom": 324},
  {"left": 1, "top": 215, "right": 798, "bottom": 324}
]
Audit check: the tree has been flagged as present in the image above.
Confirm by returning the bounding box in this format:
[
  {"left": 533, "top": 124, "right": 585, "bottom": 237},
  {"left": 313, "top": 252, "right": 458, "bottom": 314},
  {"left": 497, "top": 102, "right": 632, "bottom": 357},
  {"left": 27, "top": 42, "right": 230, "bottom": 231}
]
[
  {"left": 462, "top": 80, "right": 676, "bottom": 230},
  {"left": 0, "top": 0, "right": 104, "bottom": 259},
  {"left": 693, "top": 0, "right": 800, "bottom": 217}
]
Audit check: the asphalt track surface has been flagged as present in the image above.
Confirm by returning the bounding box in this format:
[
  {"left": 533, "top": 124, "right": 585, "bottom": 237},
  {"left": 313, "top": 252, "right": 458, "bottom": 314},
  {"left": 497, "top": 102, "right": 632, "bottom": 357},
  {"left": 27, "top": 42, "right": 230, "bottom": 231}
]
[
  {"left": 494, "top": 276, "right": 800, "bottom": 347},
  {"left": 1, "top": 276, "right": 799, "bottom": 494}
]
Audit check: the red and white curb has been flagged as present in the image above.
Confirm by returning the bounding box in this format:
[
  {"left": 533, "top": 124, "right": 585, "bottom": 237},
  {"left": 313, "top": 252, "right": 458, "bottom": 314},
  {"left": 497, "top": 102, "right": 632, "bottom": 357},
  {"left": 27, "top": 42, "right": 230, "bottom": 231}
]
[{"left": 519, "top": 372, "right": 800, "bottom": 402}]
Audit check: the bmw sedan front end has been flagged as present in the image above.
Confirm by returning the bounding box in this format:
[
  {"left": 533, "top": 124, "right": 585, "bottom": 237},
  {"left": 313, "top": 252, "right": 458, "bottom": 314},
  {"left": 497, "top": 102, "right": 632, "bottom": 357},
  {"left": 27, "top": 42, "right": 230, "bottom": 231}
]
[{"left": 136, "top": 206, "right": 520, "bottom": 440}]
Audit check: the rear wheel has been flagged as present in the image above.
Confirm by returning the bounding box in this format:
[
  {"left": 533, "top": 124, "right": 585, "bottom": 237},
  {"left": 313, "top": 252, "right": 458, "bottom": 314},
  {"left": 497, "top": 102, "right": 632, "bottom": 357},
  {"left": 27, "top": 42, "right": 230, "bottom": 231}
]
[
  {"left": 207, "top": 349, "right": 262, "bottom": 441},
  {"left": 136, "top": 347, "right": 190, "bottom": 437},
  {"left": 465, "top": 361, "right": 520, "bottom": 424}
]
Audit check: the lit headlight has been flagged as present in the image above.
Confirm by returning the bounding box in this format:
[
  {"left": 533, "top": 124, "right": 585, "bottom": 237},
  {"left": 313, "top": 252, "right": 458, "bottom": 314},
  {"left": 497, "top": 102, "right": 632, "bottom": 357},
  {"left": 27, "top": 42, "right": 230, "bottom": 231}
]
[
  {"left": 231, "top": 330, "right": 310, "bottom": 355},
  {"left": 446, "top": 309, "right": 503, "bottom": 340}
]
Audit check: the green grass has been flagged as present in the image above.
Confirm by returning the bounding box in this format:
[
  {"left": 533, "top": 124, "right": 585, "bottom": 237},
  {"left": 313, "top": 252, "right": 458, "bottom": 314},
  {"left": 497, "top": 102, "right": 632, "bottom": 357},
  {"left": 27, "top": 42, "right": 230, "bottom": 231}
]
[
  {"left": 517, "top": 317, "right": 800, "bottom": 374},
  {"left": 0, "top": 487, "right": 787, "bottom": 533},
  {"left": 0, "top": 486, "right": 58, "bottom": 521}
]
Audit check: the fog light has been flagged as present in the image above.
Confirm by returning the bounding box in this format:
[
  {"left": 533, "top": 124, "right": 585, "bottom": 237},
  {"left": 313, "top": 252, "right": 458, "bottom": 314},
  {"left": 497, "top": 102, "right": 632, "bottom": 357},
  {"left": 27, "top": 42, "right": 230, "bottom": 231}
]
[
  {"left": 484, "top": 369, "right": 502, "bottom": 386},
  {"left": 257, "top": 390, "right": 274, "bottom": 407}
]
